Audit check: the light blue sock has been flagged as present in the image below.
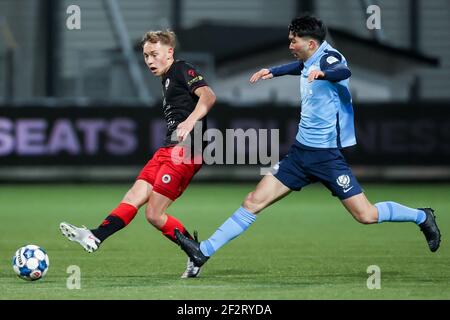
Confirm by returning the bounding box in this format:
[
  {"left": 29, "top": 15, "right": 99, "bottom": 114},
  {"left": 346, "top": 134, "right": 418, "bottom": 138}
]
[
  {"left": 200, "top": 206, "right": 257, "bottom": 257},
  {"left": 375, "top": 201, "right": 426, "bottom": 225}
]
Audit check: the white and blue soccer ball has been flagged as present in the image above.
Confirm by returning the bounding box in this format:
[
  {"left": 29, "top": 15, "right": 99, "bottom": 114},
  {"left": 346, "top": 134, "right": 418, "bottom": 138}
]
[{"left": 12, "top": 245, "right": 49, "bottom": 281}]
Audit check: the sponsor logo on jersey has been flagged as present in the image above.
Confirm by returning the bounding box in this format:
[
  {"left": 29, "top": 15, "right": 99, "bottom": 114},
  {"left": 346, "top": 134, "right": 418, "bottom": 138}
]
[
  {"left": 188, "top": 69, "right": 196, "bottom": 77},
  {"left": 326, "top": 56, "right": 339, "bottom": 64},
  {"left": 187, "top": 76, "right": 203, "bottom": 86}
]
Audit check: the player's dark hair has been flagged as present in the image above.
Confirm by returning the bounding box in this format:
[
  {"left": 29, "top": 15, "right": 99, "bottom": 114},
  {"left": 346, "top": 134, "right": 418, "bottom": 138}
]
[{"left": 288, "top": 15, "right": 327, "bottom": 43}]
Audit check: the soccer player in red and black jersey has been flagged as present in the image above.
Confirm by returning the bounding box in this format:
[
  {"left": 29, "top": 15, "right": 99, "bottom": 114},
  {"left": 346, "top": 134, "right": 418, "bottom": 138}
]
[{"left": 59, "top": 30, "right": 216, "bottom": 278}]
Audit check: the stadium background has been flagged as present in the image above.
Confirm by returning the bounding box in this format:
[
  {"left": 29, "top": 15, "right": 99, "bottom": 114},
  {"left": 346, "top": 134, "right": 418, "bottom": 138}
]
[{"left": 0, "top": 0, "right": 449, "bottom": 300}]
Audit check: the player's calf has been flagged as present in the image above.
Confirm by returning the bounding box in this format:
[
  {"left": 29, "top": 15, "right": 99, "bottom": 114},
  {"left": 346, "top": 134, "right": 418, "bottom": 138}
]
[
  {"left": 352, "top": 208, "right": 378, "bottom": 224},
  {"left": 242, "top": 192, "right": 266, "bottom": 214},
  {"left": 145, "top": 206, "right": 166, "bottom": 229},
  {"left": 342, "top": 195, "right": 378, "bottom": 224}
]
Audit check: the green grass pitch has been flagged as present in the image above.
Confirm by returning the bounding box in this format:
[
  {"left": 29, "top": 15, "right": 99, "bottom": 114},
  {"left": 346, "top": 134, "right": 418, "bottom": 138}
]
[{"left": 1, "top": 183, "right": 449, "bottom": 299}]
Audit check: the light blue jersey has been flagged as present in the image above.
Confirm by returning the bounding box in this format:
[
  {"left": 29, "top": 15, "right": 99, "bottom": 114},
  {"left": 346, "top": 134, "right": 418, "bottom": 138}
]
[
  {"left": 194, "top": 28, "right": 436, "bottom": 263},
  {"left": 270, "top": 41, "right": 356, "bottom": 149}
]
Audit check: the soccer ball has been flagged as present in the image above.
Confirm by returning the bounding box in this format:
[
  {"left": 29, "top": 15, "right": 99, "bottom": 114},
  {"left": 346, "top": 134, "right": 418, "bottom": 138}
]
[{"left": 12, "top": 245, "right": 49, "bottom": 281}]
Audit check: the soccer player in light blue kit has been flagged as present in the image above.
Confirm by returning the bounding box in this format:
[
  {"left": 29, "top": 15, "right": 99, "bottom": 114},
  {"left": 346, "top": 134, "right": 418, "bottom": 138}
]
[{"left": 175, "top": 15, "right": 441, "bottom": 268}]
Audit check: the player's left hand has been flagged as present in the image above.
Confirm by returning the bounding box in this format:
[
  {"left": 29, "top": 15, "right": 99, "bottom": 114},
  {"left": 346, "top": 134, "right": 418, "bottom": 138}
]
[
  {"left": 308, "top": 70, "right": 325, "bottom": 82},
  {"left": 176, "top": 120, "right": 195, "bottom": 142}
]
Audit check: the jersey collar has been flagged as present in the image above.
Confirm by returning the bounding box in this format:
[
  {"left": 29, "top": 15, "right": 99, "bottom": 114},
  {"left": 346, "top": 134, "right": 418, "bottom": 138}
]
[
  {"left": 303, "top": 40, "right": 329, "bottom": 69},
  {"left": 161, "top": 60, "right": 177, "bottom": 82}
]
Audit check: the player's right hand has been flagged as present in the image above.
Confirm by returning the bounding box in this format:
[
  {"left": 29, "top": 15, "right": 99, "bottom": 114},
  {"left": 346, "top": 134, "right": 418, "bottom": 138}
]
[{"left": 249, "top": 68, "right": 273, "bottom": 83}]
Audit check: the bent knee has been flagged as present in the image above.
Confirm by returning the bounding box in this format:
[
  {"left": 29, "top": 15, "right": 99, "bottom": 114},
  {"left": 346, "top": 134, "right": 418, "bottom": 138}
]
[
  {"left": 243, "top": 192, "right": 265, "bottom": 214},
  {"left": 145, "top": 206, "right": 164, "bottom": 226},
  {"left": 123, "top": 190, "right": 148, "bottom": 208}
]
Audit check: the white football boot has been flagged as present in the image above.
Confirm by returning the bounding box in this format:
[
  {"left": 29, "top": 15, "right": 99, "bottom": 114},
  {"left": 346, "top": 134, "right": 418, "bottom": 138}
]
[
  {"left": 59, "top": 222, "right": 101, "bottom": 253},
  {"left": 181, "top": 257, "right": 202, "bottom": 278}
]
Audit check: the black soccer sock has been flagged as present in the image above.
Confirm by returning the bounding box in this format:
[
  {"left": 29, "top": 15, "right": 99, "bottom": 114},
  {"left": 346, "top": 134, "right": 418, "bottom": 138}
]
[{"left": 91, "top": 215, "right": 126, "bottom": 242}]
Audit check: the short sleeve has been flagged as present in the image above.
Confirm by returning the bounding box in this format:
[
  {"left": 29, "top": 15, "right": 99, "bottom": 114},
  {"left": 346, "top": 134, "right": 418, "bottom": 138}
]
[
  {"left": 178, "top": 62, "right": 208, "bottom": 94},
  {"left": 319, "top": 51, "right": 351, "bottom": 82},
  {"left": 320, "top": 51, "right": 343, "bottom": 71}
]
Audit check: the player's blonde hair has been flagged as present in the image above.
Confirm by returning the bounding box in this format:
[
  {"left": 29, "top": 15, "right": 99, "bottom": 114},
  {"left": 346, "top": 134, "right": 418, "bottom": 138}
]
[{"left": 140, "top": 30, "right": 176, "bottom": 48}]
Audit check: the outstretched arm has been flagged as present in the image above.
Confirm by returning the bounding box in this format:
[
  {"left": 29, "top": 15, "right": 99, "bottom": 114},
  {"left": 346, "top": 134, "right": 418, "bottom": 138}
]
[
  {"left": 270, "top": 61, "right": 302, "bottom": 77},
  {"left": 249, "top": 61, "right": 303, "bottom": 83}
]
